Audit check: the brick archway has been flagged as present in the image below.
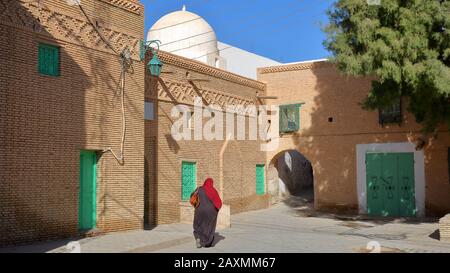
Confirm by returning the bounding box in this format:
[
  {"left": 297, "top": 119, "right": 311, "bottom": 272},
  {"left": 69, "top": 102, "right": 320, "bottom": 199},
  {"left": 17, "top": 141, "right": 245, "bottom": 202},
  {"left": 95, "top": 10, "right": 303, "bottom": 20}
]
[{"left": 268, "top": 149, "right": 314, "bottom": 204}]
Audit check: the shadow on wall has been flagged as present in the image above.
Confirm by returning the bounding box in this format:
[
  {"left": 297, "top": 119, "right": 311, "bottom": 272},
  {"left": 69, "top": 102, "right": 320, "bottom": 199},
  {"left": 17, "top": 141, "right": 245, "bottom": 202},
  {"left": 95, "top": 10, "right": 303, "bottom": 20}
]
[
  {"left": 297, "top": 64, "right": 385, "bottom": 213},
  {"left": 299, "top": 63, "right": 449, "bottom": 215},
  {"left": 144, "top": 68, "right": 159, "bottom": 228},
  {"left": 0, "top": 1, "right": 91, "bottom": 246}
]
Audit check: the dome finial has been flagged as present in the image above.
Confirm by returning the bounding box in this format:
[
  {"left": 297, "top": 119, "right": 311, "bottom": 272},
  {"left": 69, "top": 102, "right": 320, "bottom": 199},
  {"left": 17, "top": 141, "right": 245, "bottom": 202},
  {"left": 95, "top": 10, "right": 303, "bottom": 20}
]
[{"left": 182, "top": 4, "right": 186, "bottom": 11}]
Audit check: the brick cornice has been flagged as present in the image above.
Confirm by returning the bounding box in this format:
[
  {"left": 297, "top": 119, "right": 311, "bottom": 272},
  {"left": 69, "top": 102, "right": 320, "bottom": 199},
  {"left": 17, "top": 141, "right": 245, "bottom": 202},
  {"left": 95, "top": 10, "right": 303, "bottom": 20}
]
[
  {"left": 98, "top": 0, "right": 143, "bottom": 15},
  {"left": 258, "top": 61, "right": 333, "bottom": 74},
  {"left": 156, "top": 51, "right": 266, "bottom": 91},
  {"left": 0, "top": 0, "right": 142, "bottom": 59}
]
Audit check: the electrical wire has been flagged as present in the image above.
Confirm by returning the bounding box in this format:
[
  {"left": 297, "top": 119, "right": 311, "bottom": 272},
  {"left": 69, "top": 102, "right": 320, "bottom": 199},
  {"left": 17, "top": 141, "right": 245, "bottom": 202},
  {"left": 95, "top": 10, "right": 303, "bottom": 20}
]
[
  {"left": 148, "top": 0, "right": 305, "bottom": 35},
  {"left": 104, "top": 60, "right": 126, "bottom": 164},
  {"left": 191, "top": 5, "right": 328, "bottom": 61},
  {"left": 160, "top": 0, "right": 325, "bottom": 60},
  {"left": 151, "top": 0, "right": 313, "bottom": 52},
  {"left": 148, "top": 16, "right": 205, "bottom": 32},
  {"left": 77, "top": 1, "right": 127, "bottom": 164},
  {"left": 78, "top": 3, "right": 120, "bottom": 56}
]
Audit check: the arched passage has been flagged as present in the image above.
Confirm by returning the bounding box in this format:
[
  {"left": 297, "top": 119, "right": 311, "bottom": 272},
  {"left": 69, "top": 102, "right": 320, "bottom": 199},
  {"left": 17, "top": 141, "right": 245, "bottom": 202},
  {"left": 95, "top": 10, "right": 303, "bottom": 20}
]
[{"left": 268, "top": 150, "right": 314, "bottom": 204}]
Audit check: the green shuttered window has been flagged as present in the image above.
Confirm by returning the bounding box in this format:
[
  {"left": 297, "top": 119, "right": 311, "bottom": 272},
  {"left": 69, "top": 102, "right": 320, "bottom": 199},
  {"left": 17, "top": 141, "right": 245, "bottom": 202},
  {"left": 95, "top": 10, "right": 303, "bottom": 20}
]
[
  {"left": 38, "top": 43, "right": 60, "bottom": 76},
  {"left": 181, "top": 161, "right": 197, "bottom": 201},
  {"left": 279, "top": 104, "right": 301, "bottom": 134},
  {"left": 256, "top": 164, "right": 265, "bottom": 195}
]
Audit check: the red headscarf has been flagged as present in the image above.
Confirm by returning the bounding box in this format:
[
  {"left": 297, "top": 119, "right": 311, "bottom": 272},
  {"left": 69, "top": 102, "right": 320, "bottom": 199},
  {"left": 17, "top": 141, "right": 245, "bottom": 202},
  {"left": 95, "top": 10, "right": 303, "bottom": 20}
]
[{"left": 203, "top": 178, "right": 222, "bottom": 210}]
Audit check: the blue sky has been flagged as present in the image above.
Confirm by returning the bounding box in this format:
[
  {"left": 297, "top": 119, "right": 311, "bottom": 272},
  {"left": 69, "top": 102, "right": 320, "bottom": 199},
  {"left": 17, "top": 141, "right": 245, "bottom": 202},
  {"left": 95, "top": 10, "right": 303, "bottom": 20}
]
[{"left": 142, "top": 0, "right": 335, "bottom": 63}]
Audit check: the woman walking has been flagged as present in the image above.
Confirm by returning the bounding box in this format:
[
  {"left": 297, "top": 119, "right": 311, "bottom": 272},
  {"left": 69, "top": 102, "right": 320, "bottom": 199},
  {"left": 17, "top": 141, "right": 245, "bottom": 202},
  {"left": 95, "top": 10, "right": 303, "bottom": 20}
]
[{"left": 192, "top": 178, "right": 222, "bottom": 248}]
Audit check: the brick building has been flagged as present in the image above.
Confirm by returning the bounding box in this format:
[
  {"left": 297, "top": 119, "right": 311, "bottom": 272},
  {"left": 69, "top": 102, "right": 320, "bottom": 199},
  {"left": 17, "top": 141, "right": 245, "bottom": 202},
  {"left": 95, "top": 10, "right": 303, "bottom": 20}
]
[
  {"left": 143, "top": 51, "right": 269, "bottom": 226},
  {"left": 1, "top": 0, "right": 449, "bottom": 247},
  {"left": 0, "top": 0, "right": 270, "bottom": 246},
  {"left": 258, "top": 60, "right": 450, "bottom": 217},
  {"left": 0, "top": 0, "right": 146, "bottom": 245}
]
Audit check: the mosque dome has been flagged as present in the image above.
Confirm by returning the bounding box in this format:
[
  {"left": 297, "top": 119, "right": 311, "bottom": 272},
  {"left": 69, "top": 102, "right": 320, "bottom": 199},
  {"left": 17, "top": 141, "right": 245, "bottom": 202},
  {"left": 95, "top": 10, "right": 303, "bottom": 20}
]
[{"left": 147, "top": 6, "right": 220, "bottom": 65}]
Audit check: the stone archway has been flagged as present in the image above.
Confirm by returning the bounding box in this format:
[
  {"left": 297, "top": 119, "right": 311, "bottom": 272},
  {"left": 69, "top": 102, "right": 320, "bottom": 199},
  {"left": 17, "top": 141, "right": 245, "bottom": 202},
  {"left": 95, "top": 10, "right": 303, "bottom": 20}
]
[{"left": 268, "top": 149, "right": 314, "bottom": 204}]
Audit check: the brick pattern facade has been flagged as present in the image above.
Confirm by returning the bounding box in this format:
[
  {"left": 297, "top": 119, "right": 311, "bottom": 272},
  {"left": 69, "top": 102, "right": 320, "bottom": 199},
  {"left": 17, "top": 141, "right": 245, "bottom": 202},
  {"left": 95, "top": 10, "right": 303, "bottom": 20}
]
[
  {"left": 144, "top": 52, "right": 269, "bottom": 225},
  {"left": 258, "top": 61, "right": 450, "bottom": 216},
  {"left": 0, "top": 0, "right": 145, "bottom": 245}
]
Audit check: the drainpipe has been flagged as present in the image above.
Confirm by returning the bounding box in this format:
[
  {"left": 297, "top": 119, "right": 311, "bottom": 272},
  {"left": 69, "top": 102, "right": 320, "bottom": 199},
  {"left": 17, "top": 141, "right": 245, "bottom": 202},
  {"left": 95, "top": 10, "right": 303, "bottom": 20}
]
[{"left": 219, "top": 133, "right": 232, "bottom": 199}]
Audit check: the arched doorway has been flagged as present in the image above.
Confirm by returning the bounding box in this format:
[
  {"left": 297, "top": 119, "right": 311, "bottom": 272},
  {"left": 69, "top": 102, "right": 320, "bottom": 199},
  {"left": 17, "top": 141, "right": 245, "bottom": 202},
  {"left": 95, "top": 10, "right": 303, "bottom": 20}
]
[{"left": 268, "top": 150, "right": 314, "bottom": 204}]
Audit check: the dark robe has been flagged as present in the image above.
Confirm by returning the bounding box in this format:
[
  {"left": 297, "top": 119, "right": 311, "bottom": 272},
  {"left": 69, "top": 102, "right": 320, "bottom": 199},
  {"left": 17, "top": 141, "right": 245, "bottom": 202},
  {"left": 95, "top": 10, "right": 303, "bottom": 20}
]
[{"left": 193, "top": 187, "right": 218, "bottom": 247}]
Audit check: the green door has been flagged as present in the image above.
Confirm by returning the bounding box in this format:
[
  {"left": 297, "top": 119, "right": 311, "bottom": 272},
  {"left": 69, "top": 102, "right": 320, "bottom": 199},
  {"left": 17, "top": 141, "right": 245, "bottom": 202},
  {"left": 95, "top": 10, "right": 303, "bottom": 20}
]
[
  {"left": 181, "top": 161, "right": 196, "bottom": 201},
  {"left": 366, "top": 152, "right": 415, "bottom": 217},
  {"left": 79, "top": 151, "right": 97, "bottom": 230},
  {"left": 256, "top": 164, "right": 265, "bottom": 195}
]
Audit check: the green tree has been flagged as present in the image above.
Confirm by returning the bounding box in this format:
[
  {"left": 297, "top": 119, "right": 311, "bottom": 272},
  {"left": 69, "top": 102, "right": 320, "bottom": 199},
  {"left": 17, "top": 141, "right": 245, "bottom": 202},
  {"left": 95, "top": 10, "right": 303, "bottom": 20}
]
[{"left": 324, "top": 0, "right": 450, "bottom": 133}]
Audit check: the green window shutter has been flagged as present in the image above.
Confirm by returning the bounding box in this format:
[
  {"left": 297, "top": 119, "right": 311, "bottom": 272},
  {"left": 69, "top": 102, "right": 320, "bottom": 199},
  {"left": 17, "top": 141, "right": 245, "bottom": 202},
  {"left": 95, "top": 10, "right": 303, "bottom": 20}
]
[
  {"left": 181, "top": 161, "right": 197, "bottom": 201},
  {"left": 256, "top": 164, "right": 265, "bottom": 195},
  {"left": 279, "top": 104, "right": 301, "bottom": 134},
  {"left": 38, "top": 43, "right": 59, "bottom": 76}
]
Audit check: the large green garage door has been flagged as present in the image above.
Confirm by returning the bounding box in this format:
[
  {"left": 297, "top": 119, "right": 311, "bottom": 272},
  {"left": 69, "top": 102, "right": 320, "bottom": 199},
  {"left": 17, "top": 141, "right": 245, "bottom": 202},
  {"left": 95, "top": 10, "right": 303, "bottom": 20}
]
[{"left": 366, "top": 152, "right": 416, "bottom": 217}]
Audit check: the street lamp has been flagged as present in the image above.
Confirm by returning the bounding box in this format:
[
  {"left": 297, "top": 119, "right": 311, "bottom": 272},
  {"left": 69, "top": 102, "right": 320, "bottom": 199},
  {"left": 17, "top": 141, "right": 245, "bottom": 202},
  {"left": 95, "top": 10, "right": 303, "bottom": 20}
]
[{"left": 139, "top": 40, "right": 163, "bottom": 77}]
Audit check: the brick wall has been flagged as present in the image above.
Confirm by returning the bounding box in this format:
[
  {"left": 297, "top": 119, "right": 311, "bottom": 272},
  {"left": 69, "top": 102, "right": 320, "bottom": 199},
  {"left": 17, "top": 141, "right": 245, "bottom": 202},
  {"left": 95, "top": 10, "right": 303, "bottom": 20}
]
[
  {"left": 258, "top": 61, "right": 450, "bottom": 216},
  {"left": 144, "top": 52, "right": 269, "bottom": 225},
  {"left": 0, "top": 0, "right": 145, "bottom": 245}
]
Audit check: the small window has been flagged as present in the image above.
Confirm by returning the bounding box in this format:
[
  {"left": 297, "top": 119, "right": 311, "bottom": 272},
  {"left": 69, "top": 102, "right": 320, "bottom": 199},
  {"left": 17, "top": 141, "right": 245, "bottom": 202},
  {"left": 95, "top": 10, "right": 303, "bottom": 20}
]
[
  {"left": 38, "top": 43, "right": 59, "bottom": 76},
  {"left": 279, "top": 104, "right": 301, "bottom": 134},
  {"left": 379, "top": 100, "right": 401, "bottom": 125},
  {"left": 144, "top": 102, "right": 154, "bottom": 120}
]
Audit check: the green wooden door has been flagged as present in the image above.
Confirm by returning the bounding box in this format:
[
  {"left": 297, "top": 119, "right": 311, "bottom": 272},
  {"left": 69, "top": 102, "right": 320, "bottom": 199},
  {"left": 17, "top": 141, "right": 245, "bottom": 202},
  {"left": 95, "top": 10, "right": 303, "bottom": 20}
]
[
  {"left": 366, "top": 152, "right": 415, "bottom": 217},
  {"left": 79, "top": 151, "right": 97, "bottom": 230},
  {"left": 181, "top": 161, "right": 196, "bottom": 201},
  {"left": 256, "top": 164, "right": 265, "bottom": 195},
  {"left": 397, "top": 153, "right": 415, "bottom": 217}
]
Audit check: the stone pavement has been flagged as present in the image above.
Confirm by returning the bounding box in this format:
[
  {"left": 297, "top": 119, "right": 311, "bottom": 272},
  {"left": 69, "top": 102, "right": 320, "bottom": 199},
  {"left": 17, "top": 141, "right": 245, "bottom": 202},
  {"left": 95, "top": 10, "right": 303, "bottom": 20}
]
[{"left": 2, "top": 203, "right": 450, "bottom": 253}]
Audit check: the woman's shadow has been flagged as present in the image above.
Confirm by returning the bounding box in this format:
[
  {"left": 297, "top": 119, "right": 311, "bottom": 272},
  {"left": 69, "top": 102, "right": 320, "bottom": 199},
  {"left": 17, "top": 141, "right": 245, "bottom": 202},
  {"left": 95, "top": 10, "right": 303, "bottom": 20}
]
[{"left": 211, "top": 233, "right": 226, "bottom": 247}]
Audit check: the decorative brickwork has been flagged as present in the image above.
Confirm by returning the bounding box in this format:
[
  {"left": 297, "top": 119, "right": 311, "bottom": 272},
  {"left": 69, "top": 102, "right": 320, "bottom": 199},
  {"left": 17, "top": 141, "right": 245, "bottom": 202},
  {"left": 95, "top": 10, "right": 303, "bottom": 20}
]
[
  {"left": 98, "top": 0, "right": 142, "bottom": 15},
  {"left": 0, "top": 0, "right": 141, "bottom": 58},
  {"left": 258, "top": 60, "right": 332, "bottom": 74},
  {"left": 158, "top": 51, "right": 266, "bottom": 91}
]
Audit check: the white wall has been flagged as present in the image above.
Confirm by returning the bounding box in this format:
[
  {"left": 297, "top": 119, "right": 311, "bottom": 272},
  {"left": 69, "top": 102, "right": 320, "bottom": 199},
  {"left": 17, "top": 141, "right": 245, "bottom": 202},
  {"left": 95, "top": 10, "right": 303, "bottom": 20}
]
[{"left": 218, "top": 42, "right": 281, "bottom": 79}]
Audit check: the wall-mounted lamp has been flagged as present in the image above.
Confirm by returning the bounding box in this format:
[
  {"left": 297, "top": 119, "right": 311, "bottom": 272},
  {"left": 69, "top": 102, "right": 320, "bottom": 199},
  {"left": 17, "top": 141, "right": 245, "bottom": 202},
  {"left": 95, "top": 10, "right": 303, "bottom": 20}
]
[{"left": 139, "top": 40, "right": 163, "bottom": 77}]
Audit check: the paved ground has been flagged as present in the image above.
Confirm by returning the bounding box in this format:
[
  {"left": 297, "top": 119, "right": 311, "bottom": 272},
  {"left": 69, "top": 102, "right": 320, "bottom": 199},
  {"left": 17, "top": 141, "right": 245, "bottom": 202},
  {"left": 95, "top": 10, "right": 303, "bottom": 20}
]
[{"left": 2, "top": 203, "right": 450, "bottom": 253}]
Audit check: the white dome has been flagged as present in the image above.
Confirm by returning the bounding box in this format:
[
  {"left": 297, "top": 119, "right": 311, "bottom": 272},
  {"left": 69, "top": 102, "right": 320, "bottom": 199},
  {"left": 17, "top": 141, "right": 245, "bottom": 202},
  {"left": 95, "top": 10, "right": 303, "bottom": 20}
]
[{"left": 147, "top": 8, "right": 219, "bottom": 64}]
